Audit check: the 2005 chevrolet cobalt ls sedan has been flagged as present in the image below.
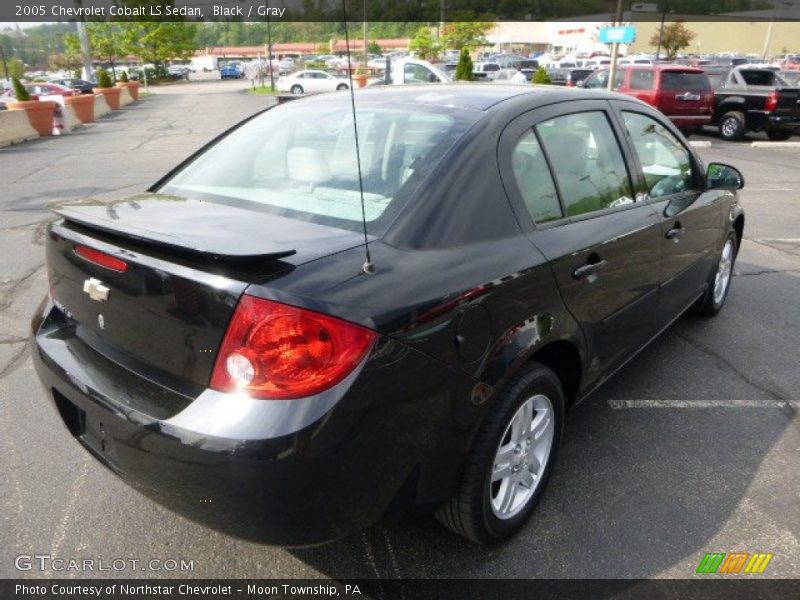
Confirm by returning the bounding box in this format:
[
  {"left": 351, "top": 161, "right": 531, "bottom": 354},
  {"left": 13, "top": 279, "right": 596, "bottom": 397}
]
[{"left": 32, "top": 85, "right": 744, "bottom": 545}]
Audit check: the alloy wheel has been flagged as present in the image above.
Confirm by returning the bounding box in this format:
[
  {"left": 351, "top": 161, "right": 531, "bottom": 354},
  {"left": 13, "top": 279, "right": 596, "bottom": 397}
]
[{"left": 713, "top": 239, "right": 735, "bottom": 305}]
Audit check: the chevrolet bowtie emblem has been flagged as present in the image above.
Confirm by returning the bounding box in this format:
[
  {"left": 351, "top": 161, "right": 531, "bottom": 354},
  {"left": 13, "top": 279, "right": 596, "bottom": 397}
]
[{"left": 83, "top": 278, "right": 110, "bottom": 302}]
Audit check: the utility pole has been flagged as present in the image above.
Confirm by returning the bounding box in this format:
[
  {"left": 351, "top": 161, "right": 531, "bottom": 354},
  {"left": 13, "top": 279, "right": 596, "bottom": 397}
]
[
  {"left": 266, "top": 0, "right": 275, "bottom": 91},
  {"left": 607, "top": 0, "right": 624, "bottom": 91},
  {"left": 655, "top": 0, "right": 669, "bottom": 62},
  {"left": 363, "top": 0, "right": 368, "bottom": 68},
  {"left": 74, "top": 1, "right": 93, "bottom": 81},
  {"left": 0, "top": 45, "right": 9, "bottom": 81}
]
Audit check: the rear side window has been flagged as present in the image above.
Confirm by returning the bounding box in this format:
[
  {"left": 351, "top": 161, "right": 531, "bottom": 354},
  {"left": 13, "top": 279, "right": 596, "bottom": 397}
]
[
  {"left": 630, "top": 69, "right": 655, "bottom": 90},
  {"left": 622, "top": 111, "right": 694, "bottom": 199},
  {"left": 739, "top": 70, "right": 778, "bottom": 86},
  {"left": 536, "top": 112, "right": 634, "bottom": 217},
  {"left": 511, "top": 131, "right": 562, "bottom": 223},
  {"left": 661, "top": 71, "right": 711, "bottom": 91}
]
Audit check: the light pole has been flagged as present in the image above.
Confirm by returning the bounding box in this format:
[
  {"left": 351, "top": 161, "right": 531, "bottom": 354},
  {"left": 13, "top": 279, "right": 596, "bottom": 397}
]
[
  {"left": 265, "top": 0, "right": 275, "bottom": 91},
  {"left": 655, "top": 0, "right": 669, "bottom": 62},
  {"left": 74, "top": 1, "right": 93, "bottom": 81},
  {"left": 607, "top": 0, "right": 624, "bottom": 91}
]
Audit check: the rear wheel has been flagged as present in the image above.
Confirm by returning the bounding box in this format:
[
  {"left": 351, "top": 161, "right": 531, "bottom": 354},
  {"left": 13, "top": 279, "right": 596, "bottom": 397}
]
[
  {"left": 766, "top": 129, "right": 793, "bottom": 141},
  {"left": 336, "top": 83, "right": 348, "bottom": 91},
  {"left": 719, "top": 111, "right": 746, "bottom": 141},
  {"left": 692, "top": 231, "right": 738, "bottom": 317},
  {"left": 290, "top": 85, "right": 303, "bottom": 95},
  {"left": 436, "top": 363, "right": 564, "bottom": 544}
]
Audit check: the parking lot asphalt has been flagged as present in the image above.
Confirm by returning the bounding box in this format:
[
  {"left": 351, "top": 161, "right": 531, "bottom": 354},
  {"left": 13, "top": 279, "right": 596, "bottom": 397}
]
[{"left": 0, "top": 79, "right": 797, "bottom": 580}]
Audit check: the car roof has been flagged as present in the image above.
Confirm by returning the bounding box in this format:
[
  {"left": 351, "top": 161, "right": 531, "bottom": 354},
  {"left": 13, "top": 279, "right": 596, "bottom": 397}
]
[{"left": 298, "top": 83, "right": 643, "bottom": 112}]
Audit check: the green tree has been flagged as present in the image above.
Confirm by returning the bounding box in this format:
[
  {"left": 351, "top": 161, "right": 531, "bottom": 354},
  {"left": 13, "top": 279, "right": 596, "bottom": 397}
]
[
  {"left": 650, "top": 21, "right": 697, "bottom": 60},
  {"left": 96, "top": 68, "right": 113, "bottom": 89},
  {"left": 65, "top": 23, "right": 127, "bottom": 79},
  {"left": 442, "top": 22, "right": 492, "bottom": 52},
  {"left": 409, "top": 26, "right": 440, "bottom": 61},
  {"left": 12, "top": 76, "right": 30, "bottom": 101},
  {"left": 455, "top": 49, "right": 474, "bottom": 81},
  {"left": 8, "top": 57, "right": 25, "bottom": 80},
  {"left": 532, "top": 66, "right": 552, "bottom": 84},
  {"left": 122, "top": 22, "right": 197, "bottom": 67},
  {"left": 367, "top": 40, "right": 382, "bottom": 55}
]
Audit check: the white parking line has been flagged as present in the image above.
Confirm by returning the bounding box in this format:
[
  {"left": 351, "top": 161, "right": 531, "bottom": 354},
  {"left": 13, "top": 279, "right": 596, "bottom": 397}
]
[
  {"left": 751, "top": 141, "right": 800, "bottom": 148},
  {"left": 744, "top": 184, "right": 796, "bottom": 192},
  {"left": 608, "top": 399, "right": 799, "bottom": 409},
  {"left": 689, "top": 140, "right": 712, "bottom": 148},
  {"left": 755, "top": 238, "right": 800, "bottom": 244}
]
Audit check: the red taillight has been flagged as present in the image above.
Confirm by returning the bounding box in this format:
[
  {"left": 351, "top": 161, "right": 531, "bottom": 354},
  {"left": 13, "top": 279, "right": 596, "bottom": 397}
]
[
  {"left": 74, "top": 245, "right": 128, "bottom": 272},
  {"left": 210, "top": 295, "right": 376, "bottom": 399},
  {"left": 765, "top": 91, "right": 779, "bottom": 112}
]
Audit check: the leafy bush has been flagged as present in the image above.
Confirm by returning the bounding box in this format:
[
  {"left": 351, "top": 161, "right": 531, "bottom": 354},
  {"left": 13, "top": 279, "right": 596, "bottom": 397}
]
[
  {"left": 12, "top": 77, "right": 31, "bottom": 101},
  {"left": 455, "top": 49, "right": 474, "bottom": 81},
  {"left": 97, "top": 68, "right": 113, "bottom": 88},
  {"left": 532, "top": 66, "right": 552, "bottom": 85},
  {"left": 305, "top": 60, "right": 327, "bottom": 70},
  {"left": 119, "top": 70, "right": 129, "bottom": 83}
]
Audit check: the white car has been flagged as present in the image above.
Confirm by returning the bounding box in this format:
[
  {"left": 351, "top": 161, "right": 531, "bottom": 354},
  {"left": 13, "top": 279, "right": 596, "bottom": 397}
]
[{"left": 277, "top": 70, "right": 350, "bottom": 95}]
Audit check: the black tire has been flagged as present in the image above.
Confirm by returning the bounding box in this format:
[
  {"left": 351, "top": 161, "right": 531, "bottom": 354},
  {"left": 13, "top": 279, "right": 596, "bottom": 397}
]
[
  {"left": 336, "top": 83, "right": 348, "bottom": 91},
  {"left": 436, "top": 362, "right": 565, "bottom": 544},
  {"left": 719, "top": 111, "right": 746, "bottom": 141},
  {"left": 766, "top": 129, "right": 793, "bottom": 141},
  {"left": 290, "top": 85, "right": 303, "bottom": 95},
  {"left": 692, "top": 231, "right": 738, "bottom": 317}
]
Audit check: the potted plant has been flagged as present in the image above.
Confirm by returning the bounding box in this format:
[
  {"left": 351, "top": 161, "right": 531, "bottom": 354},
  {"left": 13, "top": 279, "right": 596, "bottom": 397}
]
[
  {"left": 7, "top": 77, "right": 58, "bottom": 137},
  {"left": 115, "top": 70, "right": 141, "bottom": 101},
  {"left": 65, "top": 81, "right": 96, "bottom": 124},
  {"left": 353, "top": 66, "right": 370, "bottom": 88},
  {"left": 93, "top": 68, "right": 122, "bottom": 110}
]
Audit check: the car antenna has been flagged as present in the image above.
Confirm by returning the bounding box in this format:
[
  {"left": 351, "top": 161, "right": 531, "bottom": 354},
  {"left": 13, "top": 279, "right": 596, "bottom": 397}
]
[{"left": 342, "top": 0, "right": 376, "bottom": 275}]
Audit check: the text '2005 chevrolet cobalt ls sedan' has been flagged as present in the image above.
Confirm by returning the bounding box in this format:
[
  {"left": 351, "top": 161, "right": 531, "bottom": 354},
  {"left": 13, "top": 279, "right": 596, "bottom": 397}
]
[{"left": 32, "top": 85, "right": 744, "bottom": 545}]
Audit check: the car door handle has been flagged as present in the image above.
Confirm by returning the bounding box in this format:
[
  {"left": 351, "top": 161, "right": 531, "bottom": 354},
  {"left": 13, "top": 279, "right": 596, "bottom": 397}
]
[
  {"left": 666, "top": 223, "right": 683, "bottom": 241},
  {"left": 572, "top": 259, "right": 607, "bottom": 280}
]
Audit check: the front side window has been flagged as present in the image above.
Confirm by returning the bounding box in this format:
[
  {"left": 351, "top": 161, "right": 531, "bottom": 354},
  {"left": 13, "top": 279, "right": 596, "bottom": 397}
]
[
  {"left": 510, "top": 130, "right": 562, "bottom": 223},
  {"left": 622, "top": 111, "right": 694, "bottom": 199},
  {"left": 535, "top": 111, "right": 633, "bottom": 217}
]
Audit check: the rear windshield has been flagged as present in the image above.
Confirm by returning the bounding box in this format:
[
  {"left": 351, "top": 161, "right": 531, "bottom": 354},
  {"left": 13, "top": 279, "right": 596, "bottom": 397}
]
[
  {"left": 739, "top": 70, "right": 781, "bottom": 86},
  {"left": 159, "top": 101, "right": 478, "bottom": 235},
  {"left": 661, "top": 71, "right": 711, "bottom": 91}
]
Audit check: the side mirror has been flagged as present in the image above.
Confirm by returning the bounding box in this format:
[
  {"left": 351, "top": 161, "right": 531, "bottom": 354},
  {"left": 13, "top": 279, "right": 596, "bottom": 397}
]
[{"left": 706, "top": 162, "right": 744, "bottom": 190}]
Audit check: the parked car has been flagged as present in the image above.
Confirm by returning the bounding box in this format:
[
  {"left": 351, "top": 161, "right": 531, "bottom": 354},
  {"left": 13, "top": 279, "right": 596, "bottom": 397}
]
[
  {"left": 49, "top": 78, "right": 95, "bottom": 94},
  {"left": 518, "top": 59, "right": 540, "bottom": 81},
  {"left": 33, "top": 85, "right": 744, "bottom": 546},
  {"left": 780, "top": 70, "right": 800, "bottom": 86},
  {"left": 705, "top": 66, "right": 800, "bottom": 140},
  {"left": 167, "top": 65, "right": 190, "bottom": 79},
  {"left": 220, "top": 63, "right": 244, "bottom": 79},
  {"left": 582, "top": 65, "right": 714, "bottom": 135},
  {"left": 3, "top": 82, "right": 77, "bottom": 101},
  {"left": 276, "top": 70, "right": 349, "bottom": 94},
  {"left": 473, "top": 62, "right": 501, "bottom": 80},
  {"left": 548, "top": 67, "right": 594, "bottom": 87},
  {"left": 278, "top": 58, "right": 295, "bottom": 74}
]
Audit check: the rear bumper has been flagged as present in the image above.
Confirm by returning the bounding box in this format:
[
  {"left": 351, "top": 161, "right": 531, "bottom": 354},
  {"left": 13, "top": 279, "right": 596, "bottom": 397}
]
[{"left": 31, "top": 300, "right": 483, "bottom": 545}]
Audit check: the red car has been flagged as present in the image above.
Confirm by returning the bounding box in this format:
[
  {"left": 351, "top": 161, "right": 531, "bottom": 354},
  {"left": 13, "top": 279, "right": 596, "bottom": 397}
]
[
  {"left": 583, "top": 65, "right": 714, "bottom": 135},
  {"left": 7, "top": 82, "right": 77, "bottom": 101}
]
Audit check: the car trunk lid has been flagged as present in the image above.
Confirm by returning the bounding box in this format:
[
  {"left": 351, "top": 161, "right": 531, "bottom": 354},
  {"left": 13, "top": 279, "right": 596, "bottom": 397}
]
[{"left": 47, "top": 193, "right": 366, "bottom": 400}]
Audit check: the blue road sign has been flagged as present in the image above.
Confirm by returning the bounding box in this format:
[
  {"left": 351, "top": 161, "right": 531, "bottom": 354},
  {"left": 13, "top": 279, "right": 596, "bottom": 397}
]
[{"left": 599, "top": 26, "right": 637, "bottom": 44}]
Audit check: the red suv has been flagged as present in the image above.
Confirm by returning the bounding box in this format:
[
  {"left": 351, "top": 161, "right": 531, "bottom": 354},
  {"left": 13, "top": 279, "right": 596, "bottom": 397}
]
[{"left": 582, "top": 65, "right": 714, "bottom": 135}]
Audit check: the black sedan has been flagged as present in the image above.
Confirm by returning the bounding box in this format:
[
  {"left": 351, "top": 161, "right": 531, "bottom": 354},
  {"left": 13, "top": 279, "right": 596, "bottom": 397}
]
[{"left": 32, "top": 85, "right": 744, "bottom": 546}]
